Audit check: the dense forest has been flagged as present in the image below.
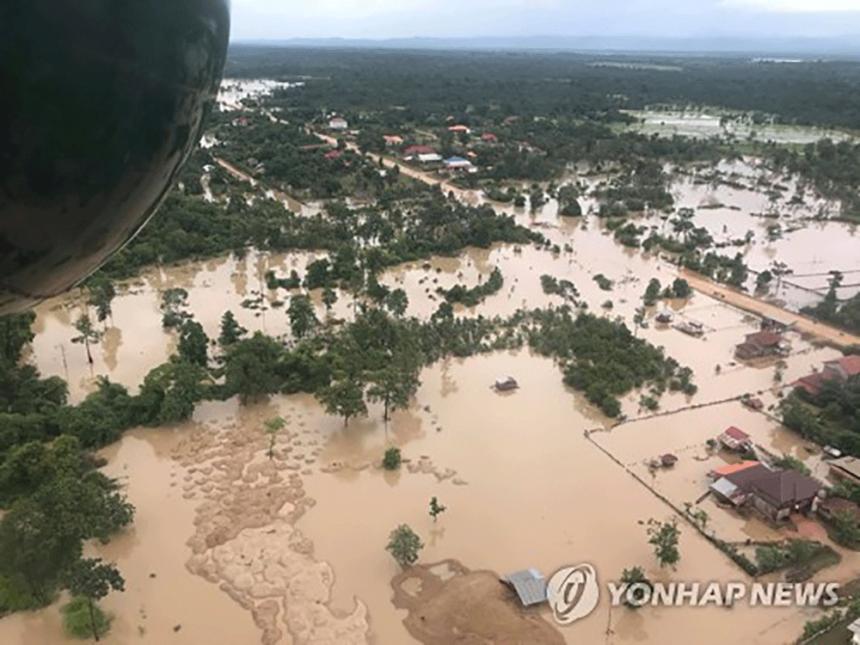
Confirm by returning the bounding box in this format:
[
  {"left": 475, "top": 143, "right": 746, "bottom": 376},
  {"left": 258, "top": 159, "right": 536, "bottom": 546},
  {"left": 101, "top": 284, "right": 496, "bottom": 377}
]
[
  {"left": 783, "top": 375, "right": 860, "bottom": 456},
  {"left": 95, "top": 184, "right": 542, "bottom": 282},
  {"left": 221, "top": 46, "right": 860, "bottom": 221},
  {"left": 226, "top": 46, "right": 860, "bottom": 129}
]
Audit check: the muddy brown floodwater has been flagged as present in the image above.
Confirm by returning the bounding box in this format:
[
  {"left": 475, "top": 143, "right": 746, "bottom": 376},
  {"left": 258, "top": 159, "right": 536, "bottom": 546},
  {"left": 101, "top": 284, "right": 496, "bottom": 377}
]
[
  {"left": 0, "top": 351, "right": 827, "bottom": 644},
  {"left": 4, "top": 145, "right": 860, "bottom": 644}
]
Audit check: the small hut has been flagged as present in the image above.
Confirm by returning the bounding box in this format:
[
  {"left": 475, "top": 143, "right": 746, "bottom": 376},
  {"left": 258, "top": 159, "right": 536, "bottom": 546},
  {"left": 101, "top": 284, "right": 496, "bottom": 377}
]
[
  {"left": 494, "top": 376, "right": 519, "bottom": 392},
  {"left": 501, "top": 569, "right": 547, "bottom": 607},
  {"left": 656, "top": 310, "right": 674, "bottom": 324},
  {"left": 661, "top": 454, "right": 679, "bottom": 468}
]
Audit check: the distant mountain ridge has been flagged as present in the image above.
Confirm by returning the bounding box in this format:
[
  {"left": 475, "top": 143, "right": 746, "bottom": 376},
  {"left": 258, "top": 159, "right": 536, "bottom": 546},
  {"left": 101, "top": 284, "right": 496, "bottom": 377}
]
[{"left": 232, "top": 35, "right": 860, "bottom": 58}]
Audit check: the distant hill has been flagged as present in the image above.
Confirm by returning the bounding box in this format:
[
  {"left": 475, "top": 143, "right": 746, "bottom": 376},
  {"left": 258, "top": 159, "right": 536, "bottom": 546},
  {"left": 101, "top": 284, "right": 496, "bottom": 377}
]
[{"left": 232, "top": 35, "right": 860, "bottom": 59}]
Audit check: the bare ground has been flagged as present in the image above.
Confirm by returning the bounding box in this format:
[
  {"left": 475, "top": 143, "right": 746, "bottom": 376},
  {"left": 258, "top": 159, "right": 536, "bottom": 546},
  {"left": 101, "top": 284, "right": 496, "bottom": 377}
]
[{"left": 391, "top": 560, "right": 564, "bottom": 645}]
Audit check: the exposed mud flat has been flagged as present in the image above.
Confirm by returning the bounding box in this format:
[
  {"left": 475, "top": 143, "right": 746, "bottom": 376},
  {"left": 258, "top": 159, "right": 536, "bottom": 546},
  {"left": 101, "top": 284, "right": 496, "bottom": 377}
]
[
  {"left": 391, "top": 560, "right": 564, "bottom": 645},
  {"left": 172, "top": 399, "right": 371, "bottom": 645}
]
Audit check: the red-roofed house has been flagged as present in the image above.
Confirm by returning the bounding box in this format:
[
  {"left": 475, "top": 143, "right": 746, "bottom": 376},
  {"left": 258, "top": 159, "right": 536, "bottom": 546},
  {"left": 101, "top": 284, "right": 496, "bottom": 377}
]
[
  {"left": 719, "top": 426, "right": 752, "bottom": 451},
  {"left": 735, "top": 331, "right": 786, "bottom": 360},
  {"left": 794, "top": 355, "right": 860, "bottom": 397},
  {"left": 793, "top": 372, "right": 829, "bottom": 397},
  {"left": 403, "top": 145, "right": 436, "bottom": 158},
  {"left": 709, "top": 461, "right": 760, "bottom": 479},
  {"left": 324, "top": 149, "right": 343, "bottom": 161},
  {"left": 825, "top": 355, "right": 860, "bottom": 380},
  {"left": 448, "top": 125, "right": 471, "bottom": 134},
  {"left": 481, "top": 132, "right": 499, "bottom": 143}
]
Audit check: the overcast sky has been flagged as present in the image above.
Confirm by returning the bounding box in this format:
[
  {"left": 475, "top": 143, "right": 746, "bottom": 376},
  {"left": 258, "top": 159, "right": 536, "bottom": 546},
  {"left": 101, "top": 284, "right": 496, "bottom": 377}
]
[{"left": 231, "top": 0, "right": 860, "bottom": 41}]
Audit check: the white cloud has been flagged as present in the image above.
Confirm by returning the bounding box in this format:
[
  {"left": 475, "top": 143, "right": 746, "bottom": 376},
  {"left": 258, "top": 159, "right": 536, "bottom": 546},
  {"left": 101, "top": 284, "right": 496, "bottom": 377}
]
[
  {"left": 229, "top": 0, "right": 860, "bottom": 40},
  {"left": 722, "top": 0, "right": 859, "bottom": 11}
]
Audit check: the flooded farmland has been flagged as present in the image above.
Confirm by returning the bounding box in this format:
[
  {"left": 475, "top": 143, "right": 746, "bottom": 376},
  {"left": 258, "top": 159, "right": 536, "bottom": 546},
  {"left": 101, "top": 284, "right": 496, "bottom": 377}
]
[
  {"left": 0, "top": 351, "right": 833, "bottom": 644},
  {"left": 5, "top": 50, "right": 860, "bottom": 645},
  {"left": 5, "top": 150, "right": 859, "bottom": 644},
  {"left": 623, "top": 109, "right": 856, "bottom": 145}
]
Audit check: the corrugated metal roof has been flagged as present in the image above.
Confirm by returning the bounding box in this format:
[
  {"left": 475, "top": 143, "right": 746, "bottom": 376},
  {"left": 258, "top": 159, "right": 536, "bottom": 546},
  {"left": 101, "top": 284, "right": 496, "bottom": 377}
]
[
  {"left": 723, "top": 426, "right": 750, "bottom": 441},
  {"left": 502, "top": 570, "right": 547, "bottom": 607},
  {"left": 749, "top": 470, "right": 821, "bottom": 508},
  {"left": 711, "top": 461, "right": 759, "bottom": 477},
  {"left": 710, "top": 477, "right": 739, "bottom": 500}
]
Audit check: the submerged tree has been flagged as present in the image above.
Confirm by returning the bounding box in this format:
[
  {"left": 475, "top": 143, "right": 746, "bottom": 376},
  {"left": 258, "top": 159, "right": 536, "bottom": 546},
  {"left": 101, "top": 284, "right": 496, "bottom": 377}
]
[
  {"left": 224, "top": 332, "right": 284, "bottom": 403},
  {"left": 382, "top": 447, "right": 402, "bottom": 470},
  {"left": 367, "top": 358, "right": 420, "bottom": 424},
  {"left": 178, "top": 320, "right": 209, "bottom": 367},
  {"left": 385, "top": 289, "right": 409, "bottom": 318},
  {"left": 137, "top": 361, "right": 204, "bottom": 425},
  {"left": 0, "top": 436, "right": 134, "bottom": 609},
  {"left": 619, "top": 566, "right": 652, "bottom": 608},
  {"left": 160, "top": 288, "right": 190, "bottom": 329},
  {"left": 429, "top": 496, "right": 447, "bottom": 522},
  {"left": 71, "top": 314, "right": 102, "bottom": 364},
  {"left": 218, "top": 310, "right": 247, "bottom": 347},
  {"left": 643, "top": 279, "right": 662, "bottom": 306},
  {"left": 670, "top": 278, "right": 691, "bottom": 299},
  {"left": 86, "top": 276, "right": 117, "bottom": 325},
  {"left": 318, "top": 376, "right": 367, "bottom": 426},
  {"left": 65, "top": 558, "right": 125, "bottom": 642},
  {"left": 646, "top": 518, "right": 681, "bottom": 568},
  {"left": 264, "top": 416, "right": 286, "bottom": 460},
  {"left": 288, "top": 294, "right": 318, "bottom": 340},
  {"left": 321, "top": 287, "right": 338, "bottom": 315},
  {"left": 386, "top": 524, "right": 423, "bottom": 568}
]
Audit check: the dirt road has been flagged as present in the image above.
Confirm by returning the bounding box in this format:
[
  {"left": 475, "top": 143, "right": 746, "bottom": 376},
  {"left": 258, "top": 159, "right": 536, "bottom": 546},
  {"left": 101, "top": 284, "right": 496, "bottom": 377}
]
[
  {"left": 214, "top": 157, "right": 256, "bottom": 184},
  {"left": 312, "top": 130, "right": 479, "bottom": 200},
  {"left": 213, "top": 157, "right": 307, "bottom": 211},
  {"left": 681, "top": 269, "right": 860, "bottom": 348}
]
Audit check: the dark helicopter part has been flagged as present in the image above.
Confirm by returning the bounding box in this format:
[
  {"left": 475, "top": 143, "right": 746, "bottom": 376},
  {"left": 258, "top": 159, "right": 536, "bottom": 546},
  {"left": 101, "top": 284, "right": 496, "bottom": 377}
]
[{"left": 0, "top": 0, "right": 231, "bottom": 315}]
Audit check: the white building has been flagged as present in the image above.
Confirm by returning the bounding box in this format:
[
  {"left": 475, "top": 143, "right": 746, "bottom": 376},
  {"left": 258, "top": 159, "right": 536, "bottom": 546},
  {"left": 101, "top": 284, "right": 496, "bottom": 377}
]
[
  {"left": 328, "top": 116, "right": 348, "bottom": 131},
  {"left": 417, "top": 153, "right": 443, "bottom": 164}
]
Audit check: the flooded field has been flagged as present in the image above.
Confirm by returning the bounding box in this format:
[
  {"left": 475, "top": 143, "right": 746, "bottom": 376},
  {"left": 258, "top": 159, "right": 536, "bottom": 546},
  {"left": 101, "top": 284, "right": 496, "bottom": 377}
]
[
  {"left": 6, "top": 82, "right": 860, "bottom": 645},
  {"left": 623, "top": 109, "right": 855, "bottom": 145},
  {"left": 9, "top": 232, "right": 851, "bottom": 645},
  {"left": 218, "top": 78, "right": 301, "bottom": 111},
  {"left": 0, "top": 351, "right": 831, "bottom": 645}
]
